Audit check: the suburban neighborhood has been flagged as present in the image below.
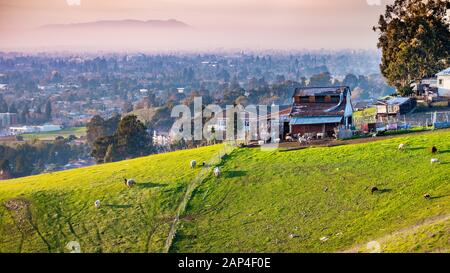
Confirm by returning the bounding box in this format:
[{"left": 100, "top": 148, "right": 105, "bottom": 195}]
[{"left": 0, "top": 0, "right": 449, "bottom": 260}]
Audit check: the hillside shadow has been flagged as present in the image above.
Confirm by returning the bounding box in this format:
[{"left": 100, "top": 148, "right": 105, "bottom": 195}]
[
  {"left": 407, "top": 147, "right": 426, "bottom": 151},
  {"left": 373, "top": 188, "right": 392, "bottom": 194},
  {"left": 224, "top": 170, "right": 247, "bottom": 178},
  {"left": 137, "top": 182, "right": 168, "bottom": 189},
  {"left": 438, "top": 149, "right": 450, "bottom": 154},
  {"left": 430, "top": 194, "right": 449, "bottom": 200},
  {"left": 104, "top": 204, "right": 133, "bottom": 209}
]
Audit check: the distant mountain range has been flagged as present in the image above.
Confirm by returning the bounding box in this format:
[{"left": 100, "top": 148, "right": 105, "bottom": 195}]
[{"left": 39, "top": 19, "right": 191, "bottom": 30}]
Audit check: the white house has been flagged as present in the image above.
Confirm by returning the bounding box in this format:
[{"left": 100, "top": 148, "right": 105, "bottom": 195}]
[{"left": 437, "top": 67, "right": 450, "bottom": 98}]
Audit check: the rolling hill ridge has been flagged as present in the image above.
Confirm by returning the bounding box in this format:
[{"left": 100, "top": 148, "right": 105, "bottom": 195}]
[{"left": 0, "top": 130, "right": 449, "bottom": 253}]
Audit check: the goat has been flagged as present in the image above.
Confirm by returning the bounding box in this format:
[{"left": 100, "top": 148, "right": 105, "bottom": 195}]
[
  {"left": 298, "top": 136, "right": 310, "bottom": 145},
  {"left": 123, "top": 178, "right": 136, "bottom": 188},
  {"left": 431, "top": 146, "right": 438, "bottom": 154},
  {"left": 94, "top": 200, "right": 101, "bottom": 208},
  {"left": 431, "top": 158, "right": 440, "bottom": 164},
  {"left": 190, "top": 160, "right": 197, "bottom": 169},
  {"left": 398, "top": 143, "right": 405, "bottom": 151},
  {"left": 371, "top": 187, "right": 379, "bottom": 194},
  {"left": 213, "top": 167, "right": 221, "bottom": 177}
]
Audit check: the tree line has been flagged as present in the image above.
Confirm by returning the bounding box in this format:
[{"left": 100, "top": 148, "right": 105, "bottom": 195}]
[
  {"left": 374, "top": 0, "right": 450, "bottom": 95},
  {"left": 87, "top": 114, "right": 153, "bottom": 163},
  {"left": 0, "top": 136, "right": 89, "bottom": 179}
]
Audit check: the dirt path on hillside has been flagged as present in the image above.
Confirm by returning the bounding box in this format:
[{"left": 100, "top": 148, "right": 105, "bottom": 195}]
[
  {"left": 341, "top": 214, "right": 450, "bottom": 253},
  {"left": 163, "top": 144, "right": 235, "bottom": 253}
]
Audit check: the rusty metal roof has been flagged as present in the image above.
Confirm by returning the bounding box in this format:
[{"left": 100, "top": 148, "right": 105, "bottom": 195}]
[
  {"left": 291, "top": 102, "right": 346, "bottom": 117},
  {"left": 290, "top": 116, "right": 342, "bottom": 125},
  {"left": 293, "top": 86, "right": 349, "bottom": 97}
]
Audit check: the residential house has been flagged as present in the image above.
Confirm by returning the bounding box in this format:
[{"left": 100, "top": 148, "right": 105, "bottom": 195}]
[
  {"left": 374, "top": 96, "right": 417, "bottom": 118},
  {"left": 289, "top": 86, "right": 353, "bottom": 138},
  {"left": 210, "top": 108, "right": 263, "bottom": 141},
  {"left": 209, "top": 105, "right": 291, "bottom": 142},
  {"left": 437, "top": 67, "right": 450, "bottom": 98},
  {"left": 0, "top": 169, "right": 12, "bottom": 180},
  {"left": 411, "top": 78, "right": 438, "bottom": 102},
  {"left": 259, "top": 106, "right": 292, "bottom": 139},
  {"left": 0, "top": 113, "right": 18, "bottom": 128}
]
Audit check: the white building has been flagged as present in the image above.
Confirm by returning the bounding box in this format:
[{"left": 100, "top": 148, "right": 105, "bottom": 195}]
[
  {"left": 9, "top": 124, "right": 62, "bottom": 135},
  {"left": 437, "top": 67, "right": 450, "bottom": 98},
  {"left": 0, "top": 113, "right": 17, "bottom": 128},
  {"left": 152, "top": 131, "right": 170, "bottom": 146}
]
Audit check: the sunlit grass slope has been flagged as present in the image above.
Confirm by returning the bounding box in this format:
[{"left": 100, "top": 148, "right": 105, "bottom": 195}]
[
  {"left": 0, "top": 145, "right": 223, "bottom": 253},
  {"left": 1, "top": 130, "right": 449, "bottom": 253},
  {"left": 172, "top": 130, "right": 450, "bottom": 253}
]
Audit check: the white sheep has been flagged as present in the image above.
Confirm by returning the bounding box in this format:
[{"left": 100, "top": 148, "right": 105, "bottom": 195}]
[
  {"left": 190, "top": 160, "right": 197, "bottom": 169},
  {"left": 94, "top": 200, "right": 101, "bottom": 208},
  {"left": 213, "top": 167, "right": 221, "bottom": 177},
  {"left": 398, "top": 143, "right": 406, "bottom": 151},
  {"left": 431, "top": 158, "right": 440, "bottom": 164},
  {"left": 298, "top": 136, "right": 311, "bottom": 145},
  {"left": 123, "top": 178, "right": 136, "bottom": 187}
]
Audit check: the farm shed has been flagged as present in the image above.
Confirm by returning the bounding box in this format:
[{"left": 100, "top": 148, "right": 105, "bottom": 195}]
[
  {"left": 375, "top": 96, "right": 417, "bottom": 118},
  {"left": 289, "top": 86, "right": 353, "bottom": 137}
]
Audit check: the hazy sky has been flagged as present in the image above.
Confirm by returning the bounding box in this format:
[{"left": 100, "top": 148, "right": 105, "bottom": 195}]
[{"left": 0, "top": 0, "right": 393, "bottom": 51}]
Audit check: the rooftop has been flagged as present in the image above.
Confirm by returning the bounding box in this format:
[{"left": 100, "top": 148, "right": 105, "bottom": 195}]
[
  {"left": 290, "top": 116, "right": 343, "bottom": 125},
  {"left": 291, "top": 86, "right": 351, "bottom": 118},
  {"left": 375, "top": 96, "right": 411, "bottom": 106},
  {"left": 293, "top": 86, "right": 349, "bottom": 97},
  {"left": 291, "top": 102, "right": 346, "bottom": 117},
  {"left": 437, "top": 67, "right": 450, "bottom": 76}
]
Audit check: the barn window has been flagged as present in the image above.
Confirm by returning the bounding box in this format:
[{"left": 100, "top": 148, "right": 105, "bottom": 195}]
[
  {"left": 315, "top": 96, "right": 325, "bottom": 102},
  {"left": 300, "top": 97, "right": 309, "bottom": 103},
  {"left": 330, "top": 96, "right": 340, "bottom": 103}
]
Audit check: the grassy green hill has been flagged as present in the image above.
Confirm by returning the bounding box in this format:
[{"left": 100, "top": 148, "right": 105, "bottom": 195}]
[
  {"left": 0, "top": 130, "right": 449, "bottom": 253},
  {"left": 0, "top": 144, "right": 226, "bottom": 253},
  {"left": 22, "top": 127, "right": 86, "bottom": 141},
  {"left": 171, "top": 130, "right": 450, "bottom": 253}
]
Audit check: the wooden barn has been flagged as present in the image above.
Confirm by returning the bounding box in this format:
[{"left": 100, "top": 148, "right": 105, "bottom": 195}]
[{"left": 289, "top": 86, "right": 353, "bottom": 138}]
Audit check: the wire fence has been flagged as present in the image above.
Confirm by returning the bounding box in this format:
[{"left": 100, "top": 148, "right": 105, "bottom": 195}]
[{"left": 355, "top": 111, "right": 450, "bottom": 131}]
